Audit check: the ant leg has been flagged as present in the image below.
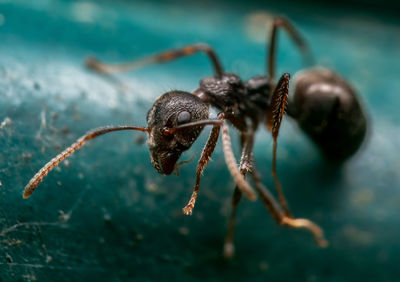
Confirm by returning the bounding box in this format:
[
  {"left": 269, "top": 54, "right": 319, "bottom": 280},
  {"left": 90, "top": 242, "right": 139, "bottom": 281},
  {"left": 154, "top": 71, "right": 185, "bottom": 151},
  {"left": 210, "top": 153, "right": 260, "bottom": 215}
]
[
  {"left": 251, "top": 170, "right": 328, "bottom": 247},
  {"left": 223, "top": 131, "right": 254, "bottom": 258},
  {"left": 238, "top": 131, "right": 255, "bottom": 175},
  {"left": 221, "top": 123, "right": 257, "bottom": 200},
  {"left": 223, "top": 186, "right": 242, "bottom": 258},
  {"left": 182, "top": 125, "right": 221, "bottom": 215},
  {"left": 86, "top": 43, "right": 224, "bottom": 77},
  {"left": 266, "top": 73, "right": 292, "bottom": 216},
  {"left": 267, "top": 16, "right": 314, "bottom": 81},
  {"left": 23, "top": 126, "right": 149, "bottom": 199}
]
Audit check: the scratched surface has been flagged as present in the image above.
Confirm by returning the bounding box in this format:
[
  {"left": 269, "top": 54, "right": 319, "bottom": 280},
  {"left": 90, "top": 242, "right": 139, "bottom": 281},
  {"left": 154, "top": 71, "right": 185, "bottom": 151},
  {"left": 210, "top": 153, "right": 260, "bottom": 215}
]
[{"left": 0, "top": 0, "right": 400, "bottom": 281}]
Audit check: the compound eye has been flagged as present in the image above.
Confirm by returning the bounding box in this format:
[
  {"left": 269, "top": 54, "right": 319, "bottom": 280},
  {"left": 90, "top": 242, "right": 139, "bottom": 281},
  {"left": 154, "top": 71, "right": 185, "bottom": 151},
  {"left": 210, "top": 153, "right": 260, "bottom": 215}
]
[{"left": 177, "top": 111, "right": 191, "bottom": 125}]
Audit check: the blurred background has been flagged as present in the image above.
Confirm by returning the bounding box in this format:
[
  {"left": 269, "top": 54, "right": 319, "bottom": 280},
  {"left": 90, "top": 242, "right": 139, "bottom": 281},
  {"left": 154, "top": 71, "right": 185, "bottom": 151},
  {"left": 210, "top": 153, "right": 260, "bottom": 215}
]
[{"left": 0, "top": 0, "right": 399, "bottom": 281}]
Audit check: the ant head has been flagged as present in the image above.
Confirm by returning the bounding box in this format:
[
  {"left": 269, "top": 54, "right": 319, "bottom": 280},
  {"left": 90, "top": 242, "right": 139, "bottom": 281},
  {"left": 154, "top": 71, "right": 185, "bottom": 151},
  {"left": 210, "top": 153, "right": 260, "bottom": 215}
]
[{"left": 146, "top": 91, "right": 209, "bottom": 175}]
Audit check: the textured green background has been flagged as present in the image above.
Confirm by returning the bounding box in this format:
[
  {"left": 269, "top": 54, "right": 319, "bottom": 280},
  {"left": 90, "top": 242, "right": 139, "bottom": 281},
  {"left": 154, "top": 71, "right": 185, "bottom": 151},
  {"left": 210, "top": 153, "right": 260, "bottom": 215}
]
[{"left": 0, "top": 0, "right": 399, "bottom": 281}]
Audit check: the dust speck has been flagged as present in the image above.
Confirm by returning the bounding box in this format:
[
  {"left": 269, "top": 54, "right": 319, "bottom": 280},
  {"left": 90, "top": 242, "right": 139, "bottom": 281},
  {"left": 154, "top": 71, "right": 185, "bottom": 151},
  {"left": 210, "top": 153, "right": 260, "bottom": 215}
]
[
  {"left": 341, "top": 225, "right": 373, "bottom": 245},
  {"left": 22, "top": 274, "right": 37, "bottom": 281},
  {"left": 22, "top": 153, "right": 32, "bottom": 162},
  {"left": 45, "top": 255, "right": 52, "bottom": 263},
  {"left": 58, "top": 210, "right": 70, "bottom": 222},
  {"left": 178, "top": 226, "right": 189, "bottom": 236},
  {"left": 136, "top": 234, "right": 144, "bottom": 241},
  {"left": 351, "top": 189, "right": 374, "bottom": 207},
  {"left": 145, "top": 180, "right": 158, "bottom": 194},
  {"left": 103, "top": 213, "right": 111, "bottom": 222},
  {"left": 6, "top": 253, "right": 13, "bottom": 263},
  {"left": 259, "top": 261, "right": 269, "bottom": 272},
  {"left": 0, "top": 117, "right": 12, "bottom": 129}
]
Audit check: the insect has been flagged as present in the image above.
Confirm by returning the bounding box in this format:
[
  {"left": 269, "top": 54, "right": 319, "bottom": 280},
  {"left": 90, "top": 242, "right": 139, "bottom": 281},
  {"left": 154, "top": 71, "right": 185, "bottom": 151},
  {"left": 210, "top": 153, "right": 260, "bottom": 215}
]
[{"left": 23, "top": 16, "right": 366, "bottom": 257}]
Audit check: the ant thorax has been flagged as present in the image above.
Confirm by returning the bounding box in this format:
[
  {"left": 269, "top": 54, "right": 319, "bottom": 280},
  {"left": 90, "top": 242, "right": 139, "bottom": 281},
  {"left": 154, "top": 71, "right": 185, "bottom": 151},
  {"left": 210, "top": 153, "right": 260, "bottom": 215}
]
[{"left": 197, "top": 73, "right": 273, "bottom": 129}]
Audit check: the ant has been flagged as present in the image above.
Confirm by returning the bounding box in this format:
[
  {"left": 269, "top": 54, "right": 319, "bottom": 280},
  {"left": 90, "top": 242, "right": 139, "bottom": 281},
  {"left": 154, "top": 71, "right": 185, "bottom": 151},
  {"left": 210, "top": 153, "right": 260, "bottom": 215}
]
[{"left": 23, "top": 16, "right": 366, "bottom": 257}]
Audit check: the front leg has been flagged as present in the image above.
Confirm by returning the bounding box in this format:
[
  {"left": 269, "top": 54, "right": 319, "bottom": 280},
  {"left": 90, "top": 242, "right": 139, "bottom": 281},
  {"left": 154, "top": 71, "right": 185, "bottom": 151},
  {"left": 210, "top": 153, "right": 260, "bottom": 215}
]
[{"left": 182, "top": 124, "right": 221, "bottom": 215}]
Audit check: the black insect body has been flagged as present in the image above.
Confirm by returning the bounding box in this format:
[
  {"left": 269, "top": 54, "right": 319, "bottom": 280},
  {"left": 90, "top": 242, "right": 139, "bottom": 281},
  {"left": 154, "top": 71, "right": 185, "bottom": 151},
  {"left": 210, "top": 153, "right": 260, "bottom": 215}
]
[
  {"left": 289, "top": 68, "right": 367, "bottom": 161},
  {"left": 23, "top": 17, "right": 366, "bottom": 257}
]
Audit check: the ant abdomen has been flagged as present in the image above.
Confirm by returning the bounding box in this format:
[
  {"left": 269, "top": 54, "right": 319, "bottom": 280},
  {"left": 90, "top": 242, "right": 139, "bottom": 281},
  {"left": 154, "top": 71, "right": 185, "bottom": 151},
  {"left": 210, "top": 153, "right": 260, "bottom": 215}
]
[{"left": 288, "top": 68, "right": 367, "bottom": 162}]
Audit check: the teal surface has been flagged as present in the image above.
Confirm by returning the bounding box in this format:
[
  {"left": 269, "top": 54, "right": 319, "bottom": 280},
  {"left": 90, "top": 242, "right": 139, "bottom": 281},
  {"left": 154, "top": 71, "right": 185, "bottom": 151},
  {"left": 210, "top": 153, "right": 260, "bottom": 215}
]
[{"left": 0, "top": 0, "right": 400, "bottom": 281}]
